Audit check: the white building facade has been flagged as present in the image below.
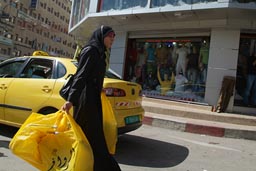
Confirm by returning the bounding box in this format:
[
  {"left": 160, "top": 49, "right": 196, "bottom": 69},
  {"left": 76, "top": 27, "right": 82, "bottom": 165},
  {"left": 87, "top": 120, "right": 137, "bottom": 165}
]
[{"left": 69, "top": 0, "right": 256, "bottom": 115}]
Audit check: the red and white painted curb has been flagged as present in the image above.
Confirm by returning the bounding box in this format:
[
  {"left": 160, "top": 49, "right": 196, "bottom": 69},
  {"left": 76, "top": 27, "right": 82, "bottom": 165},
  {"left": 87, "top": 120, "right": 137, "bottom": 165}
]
[{"left": 142, "top": 116, "right": 256, "bottom": 141}]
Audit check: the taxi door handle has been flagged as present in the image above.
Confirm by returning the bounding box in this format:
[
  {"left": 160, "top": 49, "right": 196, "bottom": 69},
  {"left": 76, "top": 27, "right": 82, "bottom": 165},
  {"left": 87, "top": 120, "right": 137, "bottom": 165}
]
[
  {"left": 42, "top": 86, "right": 52, "bottom": 93},
  {"left": 0, "top": 84, "right": 7, "bottom": 90}
]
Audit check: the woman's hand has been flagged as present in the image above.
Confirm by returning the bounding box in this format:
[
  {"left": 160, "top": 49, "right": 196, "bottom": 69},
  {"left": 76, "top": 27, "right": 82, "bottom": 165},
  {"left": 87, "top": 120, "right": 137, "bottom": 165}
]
[{"left": 61, "top": 101, "right": 73, "bottom": 114}]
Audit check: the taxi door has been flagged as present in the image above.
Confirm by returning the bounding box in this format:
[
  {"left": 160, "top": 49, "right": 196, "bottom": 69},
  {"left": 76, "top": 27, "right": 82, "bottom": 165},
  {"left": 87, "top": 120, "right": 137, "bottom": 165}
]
[
  {"left": 4, "top": 78, "right": 56, "bottom": 124},
  {"left": 4, "top": 58, "right": 56, "bottom": 125},
  {"left": 0, "top": 58, "right": 26, "bottom": 122},
  {"left": 0, "top": 78, "right": 15, "bottom": 120}
]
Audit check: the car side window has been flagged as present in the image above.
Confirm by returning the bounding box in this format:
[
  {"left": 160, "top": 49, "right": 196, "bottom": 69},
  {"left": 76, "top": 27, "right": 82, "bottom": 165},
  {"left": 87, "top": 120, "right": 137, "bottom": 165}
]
[
  {"left": 56, "top": 62, "right": 66, "bottom": 78},
  {"left": 20, "top": 59, "right": 53, "bottom": 79},
  {"left": 0, "top": 61, "right": 25, "bottom": 78}
]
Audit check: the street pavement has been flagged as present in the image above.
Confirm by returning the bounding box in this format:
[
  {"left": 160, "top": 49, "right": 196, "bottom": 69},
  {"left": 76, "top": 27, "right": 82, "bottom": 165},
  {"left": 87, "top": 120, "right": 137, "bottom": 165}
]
[{"left": 142, "top": 97, "right": 256, "bottom": 141}]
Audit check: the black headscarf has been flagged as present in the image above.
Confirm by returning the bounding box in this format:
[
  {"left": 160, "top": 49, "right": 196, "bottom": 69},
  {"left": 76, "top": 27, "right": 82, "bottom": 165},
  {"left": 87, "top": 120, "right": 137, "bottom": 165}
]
[{"left": 86, "top": 25, "right": 115, "bottom": 56}]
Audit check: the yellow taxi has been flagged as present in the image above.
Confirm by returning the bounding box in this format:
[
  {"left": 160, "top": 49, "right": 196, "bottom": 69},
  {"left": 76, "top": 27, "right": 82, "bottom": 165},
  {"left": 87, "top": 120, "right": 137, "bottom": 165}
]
[{"left": 0, "top": 53, "right": 144, "bottom": 134}]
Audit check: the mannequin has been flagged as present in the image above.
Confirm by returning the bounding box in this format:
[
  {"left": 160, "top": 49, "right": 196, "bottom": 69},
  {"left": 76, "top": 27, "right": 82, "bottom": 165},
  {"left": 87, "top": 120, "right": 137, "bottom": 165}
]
[
  {"left": 199, "top": 40, "right": 209, "bottom": 69},
  {"left": 156, "top": 43, "right": 169, "bottom": 65},
  {"left": 145, "top": 43, "right": 156, "bottom": 75},
  {"left": 127, "top": 41, "right": 138, "bottom": 79},
  {"left": 187, "top": 46, "right": 199, "bottom": 90},
  {"left": 135, "top": 46, "right": 146, "bottom": 83},
  {"left": 174, "top": 74, "right": 188, "bottom": 92},
  {"left": 175, "top": 43, "right": 190, "bottom": 76},
  {"left": 157, "top": 65, "right": 175, "bottom": 94}
]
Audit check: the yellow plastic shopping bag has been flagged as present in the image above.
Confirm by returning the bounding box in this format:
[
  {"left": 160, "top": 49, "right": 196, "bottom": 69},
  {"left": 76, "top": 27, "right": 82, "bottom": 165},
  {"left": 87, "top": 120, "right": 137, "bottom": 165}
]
[
  {"left": 9, "top": 110, "right": 94, "bottom": 171},
  {"left": 101, "top": 92, "right": 118, "bottom": 155}
]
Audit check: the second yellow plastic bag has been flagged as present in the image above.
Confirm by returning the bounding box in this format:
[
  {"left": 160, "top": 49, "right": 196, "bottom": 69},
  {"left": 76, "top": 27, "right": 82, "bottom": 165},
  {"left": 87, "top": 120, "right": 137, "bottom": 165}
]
[
  {"left": 101, "top": 92, "right": 118, "bottom": 155},
  {"left": 9, "top": 110, "right": 94, "bottom": 171}
]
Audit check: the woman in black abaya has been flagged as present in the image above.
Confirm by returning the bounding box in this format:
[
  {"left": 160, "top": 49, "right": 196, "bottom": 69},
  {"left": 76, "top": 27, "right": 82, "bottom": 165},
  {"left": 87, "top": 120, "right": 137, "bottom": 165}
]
[{"left": 61, "top": 25, "right": 121, "bottom": 171}]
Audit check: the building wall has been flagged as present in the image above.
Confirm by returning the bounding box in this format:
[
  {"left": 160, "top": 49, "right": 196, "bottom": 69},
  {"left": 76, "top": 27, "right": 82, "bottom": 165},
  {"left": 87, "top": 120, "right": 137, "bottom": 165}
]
[
  {"left": 205, "top": 28, "right": 240, "bottom": 110},
  {"left": 110, "top": 31, "right": 127, "bottom": 77},
  {"left": 0, "top": 0, "right": 76, "bottom": 59}
]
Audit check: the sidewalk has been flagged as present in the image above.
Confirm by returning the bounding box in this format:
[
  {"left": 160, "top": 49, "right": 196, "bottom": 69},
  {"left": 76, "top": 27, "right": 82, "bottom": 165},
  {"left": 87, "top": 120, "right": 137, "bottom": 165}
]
[{"left": 142, "top": 97, "right": 256, "bottom": 141}]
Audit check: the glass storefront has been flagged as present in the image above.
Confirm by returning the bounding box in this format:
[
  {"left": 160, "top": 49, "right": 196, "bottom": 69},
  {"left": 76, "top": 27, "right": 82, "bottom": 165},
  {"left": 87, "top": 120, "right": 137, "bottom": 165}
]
[
  {"left": 235, "top": 34, "right": 256, "bottom": 108},
  {"left": 124, "top": 37, "right": 210, "bottom": 103}
]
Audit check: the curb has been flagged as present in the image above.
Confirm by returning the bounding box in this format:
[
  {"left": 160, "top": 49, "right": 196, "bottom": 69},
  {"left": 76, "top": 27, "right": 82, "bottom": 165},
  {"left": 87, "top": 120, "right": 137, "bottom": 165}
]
[
  {"left": 143, "top": 115, "right": 256, "bottom": 141},
  {"left": 142, "top": 104, "right": 256, "bottom": 126}
]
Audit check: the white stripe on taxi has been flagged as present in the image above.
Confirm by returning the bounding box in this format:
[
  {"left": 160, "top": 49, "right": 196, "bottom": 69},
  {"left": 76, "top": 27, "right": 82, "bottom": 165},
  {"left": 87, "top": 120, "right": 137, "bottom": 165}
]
[{"left": 115, "top": 101, "right": 141, "bottom": 107}]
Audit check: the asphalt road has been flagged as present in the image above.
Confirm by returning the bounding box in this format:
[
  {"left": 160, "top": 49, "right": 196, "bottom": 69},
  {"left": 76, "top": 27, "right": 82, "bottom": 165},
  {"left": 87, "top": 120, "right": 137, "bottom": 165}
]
[{"left": 0, "top": 124, "right": 255, "bottom": 171}]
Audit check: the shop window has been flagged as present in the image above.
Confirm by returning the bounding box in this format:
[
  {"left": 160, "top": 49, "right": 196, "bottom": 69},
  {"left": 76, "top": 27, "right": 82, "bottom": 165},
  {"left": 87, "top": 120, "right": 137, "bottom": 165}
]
[
  {"left": 124, "top": 37, "right": 210, "bottom": 103},
  {"left": 234, "top": 34, "right": 256, "bottom": 108}
]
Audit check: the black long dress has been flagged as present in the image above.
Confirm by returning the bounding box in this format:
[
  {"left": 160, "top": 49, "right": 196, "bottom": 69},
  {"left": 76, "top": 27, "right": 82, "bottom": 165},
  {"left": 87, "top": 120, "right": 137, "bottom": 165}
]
[{"left": 67, "top": 28, "right": 121, "bottom": 171}]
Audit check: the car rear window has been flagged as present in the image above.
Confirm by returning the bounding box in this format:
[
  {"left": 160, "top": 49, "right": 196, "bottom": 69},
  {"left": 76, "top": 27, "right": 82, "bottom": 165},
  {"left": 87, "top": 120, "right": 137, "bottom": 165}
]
[
  {"left": 72, "top": 61, "right": 121, "bottom": 80},
  {"left": 105, "top": 70, "right": 121, "bottom": 79}
]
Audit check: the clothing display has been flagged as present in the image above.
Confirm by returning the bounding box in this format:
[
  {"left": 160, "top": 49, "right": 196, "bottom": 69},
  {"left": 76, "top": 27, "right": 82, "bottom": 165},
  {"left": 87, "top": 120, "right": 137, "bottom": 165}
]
[
  {"left": 243, "top": 54, "right": 256, "bottom": 106},
  {"left": 157, "top": 67, "right": 175, "bottom": 94},
  {"left": 175, "top": 45, "right": 190, "bottom": 75},
  {"left": 199, "top": 44, "right": 209, "bottom": 65},
  {"left": 156, "top": 45, "right": 169, "bottom": 64},
  {"left": 174, "top": 74, "right": 188, "bottom": 92},
  {"left": 146, "top": 45, "right": 156, "bottom": 62},
  {"left": 127, "top": 43, "right": 138, "bottom": 78},
  {"left": 124, "top": 39, "right": 209, "bottom": 104}
]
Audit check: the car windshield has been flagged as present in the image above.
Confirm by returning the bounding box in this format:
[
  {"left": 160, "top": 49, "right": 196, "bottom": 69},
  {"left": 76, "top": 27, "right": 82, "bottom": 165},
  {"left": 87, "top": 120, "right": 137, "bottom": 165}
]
[{"left": 72, "top": 61, "right": 121, "bottom": 80}]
